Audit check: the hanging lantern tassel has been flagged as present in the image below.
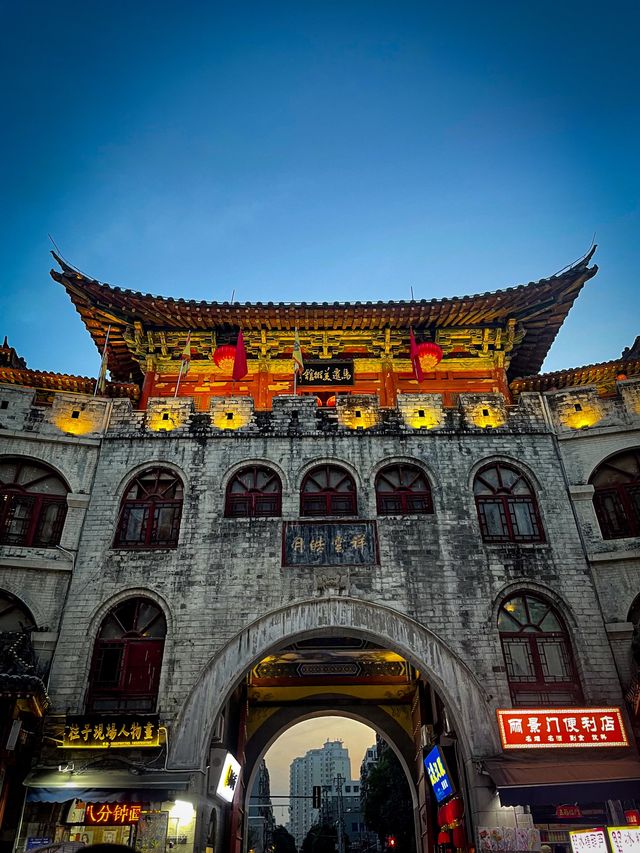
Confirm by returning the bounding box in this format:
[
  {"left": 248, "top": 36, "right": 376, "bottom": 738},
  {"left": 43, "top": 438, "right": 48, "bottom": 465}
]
[
  {"left": 213, "top": 345, "right": 237, "bottom": 372},
  {"left": 416, "top": 341, "right": 443, "bottom": 372}
]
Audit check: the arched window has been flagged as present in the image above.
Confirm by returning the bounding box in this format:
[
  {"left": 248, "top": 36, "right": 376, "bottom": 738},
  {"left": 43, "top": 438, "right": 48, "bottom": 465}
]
[
  {"left": 474, "top": 462, "right": 544, "bottom": 543},
  {"left": 88, "top": 598, "right": 166, "bottom": 711},
  {"left": 301, "top": 465, "right": 357, "bottom": 517},
  {"left": 498, "top": 593, "right": 582, "bottom": 706},
  {"left": 0, "top": 590, "right": 36, "bottom": 632},
  {"left": 590, "top": 450, "right": 640, "bottom": 539},
  {"left": 0, "top": 457, "right": 68, "bottom": 547},
  {"left": 225, "top": 466, "right": 282, "bottom": 518},
  {"left": 375, "top": 463, "right": 433, "bottom": 515},
  {"left": 114, "top": 467, "right": 183, "bottom": 548}
]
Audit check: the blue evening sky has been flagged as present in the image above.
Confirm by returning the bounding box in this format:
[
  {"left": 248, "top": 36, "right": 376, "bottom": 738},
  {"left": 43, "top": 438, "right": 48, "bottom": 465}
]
[{"left": 2, "top": 1, "right": 638, "bottom": 378}]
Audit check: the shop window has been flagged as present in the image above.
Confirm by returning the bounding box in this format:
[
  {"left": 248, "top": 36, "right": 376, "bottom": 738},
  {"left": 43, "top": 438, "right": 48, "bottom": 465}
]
[
  {"left": 88, "top": 598, "right": 166, "bottom": 712},
  {"left": 301, "top": 465, "right": 357, "bottom": 517},
  {"left": 498, "top": 593, "right": 582, "bottom": 706},
  {"left": 114, "top": 467, "right": 183, "bottom": 548},
  {"left": 0, "top": 457, "right": 68, "bottom": 548},
  {"left": 0, "top": 590, "right": 36, "bottom": 631},
  {"left": 225, "top": 466, "right": 282, "bottom": 518},
  {"left": 474, "top": 462, "right": 544, "bottom": 543},
  {"left": 590, "top": 449, "right": 640, "bottom": 539},
  {"left": 375, "top": 463, "right": 433, "bottom": 515}
]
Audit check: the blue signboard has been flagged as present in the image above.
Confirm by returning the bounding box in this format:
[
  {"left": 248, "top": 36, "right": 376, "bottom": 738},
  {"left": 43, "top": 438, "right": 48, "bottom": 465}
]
[{"left": 424, "top": 745, "right": 455, "bottom": 803}]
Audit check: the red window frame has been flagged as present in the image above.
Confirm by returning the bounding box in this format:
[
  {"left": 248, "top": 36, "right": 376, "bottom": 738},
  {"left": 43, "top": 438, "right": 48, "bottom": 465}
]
[
  {"left": 375, "top": 464, "right": 433, "bottom": 516},
  {"left": 591, "top": 451, "right": 640, "bottom": 539},
  {"left": 474, "top": 463, "right": 544, "bottom": 543},
  {"left": 498, "top": 594, "right": 583, "bottom": 706},
  {"left": 114, "top": 468, "right": 183, "bottom": 549},
  {"left": 225, "top": 466, "right": 282, "bottom": 518},
  {"left": 88, "top": 598, "right": 166, "bottom": 712},
  {"left": 300, "top": 465, "right": 357, "bottom": 517},
  {"left": 0, "top": 459, "right": 68, "bottom": 548}
]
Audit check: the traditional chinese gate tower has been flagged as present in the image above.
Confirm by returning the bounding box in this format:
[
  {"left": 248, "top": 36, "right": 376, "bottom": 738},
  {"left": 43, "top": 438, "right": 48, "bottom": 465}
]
[{"left": 3, "top": 248, "right": 640, "bottom": 853}]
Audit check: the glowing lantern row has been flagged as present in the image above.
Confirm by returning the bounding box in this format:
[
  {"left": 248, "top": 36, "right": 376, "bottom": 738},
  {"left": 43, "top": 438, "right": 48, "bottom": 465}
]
[
  {"left": 416, "top": 341, "right": 443, "bottom": 371},
  {"left": 213, "top": 345, "right": 237, "bottom": 372}
]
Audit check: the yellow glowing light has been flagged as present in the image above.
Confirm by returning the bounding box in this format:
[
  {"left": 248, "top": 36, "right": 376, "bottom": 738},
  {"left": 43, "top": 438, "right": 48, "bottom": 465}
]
[
  {"left": 147, "top": 410, "right": 187, "bottom": 432},
  {"left": 469, "top": 404, "right": 506, "bottom": 428},
  {"left": 339, "top": 407, "right": 379, "bottom": 430},
  {"left": 561, "top": 405, "right": 602, "bottom": 430},
  {"left": 403, "top": 408, "right": 442, "bottom": 429},
  {"left": 212, "top": 407, "right": 250, "bottom": 430},
  {"left": 54, "top": 412, "right": 100, "bottom": 435},
  {"left": 170, "top": 799, "right": 196, "bottom": 821}
]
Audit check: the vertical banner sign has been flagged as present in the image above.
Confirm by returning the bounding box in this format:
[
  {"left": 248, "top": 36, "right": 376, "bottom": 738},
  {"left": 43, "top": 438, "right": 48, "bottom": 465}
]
[{"left": 424, "top": 745, "right": 455, "bottom": 802}]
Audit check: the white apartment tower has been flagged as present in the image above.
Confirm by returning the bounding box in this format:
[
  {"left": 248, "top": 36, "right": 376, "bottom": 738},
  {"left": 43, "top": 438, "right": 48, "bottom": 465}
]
[{"left": 289, "top": 739, "right": 352, "bottom": 848}]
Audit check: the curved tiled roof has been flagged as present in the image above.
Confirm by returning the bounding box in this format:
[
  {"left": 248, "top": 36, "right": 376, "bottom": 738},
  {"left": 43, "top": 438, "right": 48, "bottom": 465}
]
[{"left": 52, "top": 248, "right": 598, "bottom": 382}]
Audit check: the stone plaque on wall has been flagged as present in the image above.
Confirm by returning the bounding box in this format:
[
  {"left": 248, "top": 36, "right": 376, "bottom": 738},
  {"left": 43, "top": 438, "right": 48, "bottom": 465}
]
[{"left": 282, "top": 520, "right": 378, "bottom": 566}]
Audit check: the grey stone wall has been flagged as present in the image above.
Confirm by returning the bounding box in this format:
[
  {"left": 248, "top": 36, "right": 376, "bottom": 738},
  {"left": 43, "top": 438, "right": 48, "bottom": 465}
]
[{"left": 39, "top": 391, "right": 622, "bottom": 751}]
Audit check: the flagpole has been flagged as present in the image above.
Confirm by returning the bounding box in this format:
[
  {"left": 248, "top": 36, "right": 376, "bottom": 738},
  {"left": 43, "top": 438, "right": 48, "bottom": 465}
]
[
  {"left": 94, "top": 325, "right": 111, "bottom": 397},
  {"left": 293, "top": 367, "right": 297, "bottom": 396},
  {"left": 173, "top": 360, "right": 184, "bottom": 398}
]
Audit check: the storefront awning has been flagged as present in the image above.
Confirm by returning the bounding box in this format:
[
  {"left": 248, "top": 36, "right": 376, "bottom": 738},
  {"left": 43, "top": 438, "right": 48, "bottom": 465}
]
[
  {"left": 23, "top": 769, "right": 191, "bottom": 803},
  {"left": 485, "top": 755, "right": 640, "bottom": 806}
]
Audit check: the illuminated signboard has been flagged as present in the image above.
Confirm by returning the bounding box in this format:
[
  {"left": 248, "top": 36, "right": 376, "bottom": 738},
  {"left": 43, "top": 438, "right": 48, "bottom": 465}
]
[
  {"left": 216, "top": 752, "right": 241, "bottom": 803},
  {"left": 569, "top": 829, "right": 608, "bottom": 853},
  {"left": 424, "top": 745, "right": 455, "bottom": 803},
  {"left": 497, "top": 708, "right": 628, "bottom": 749},
  {"left": 62, "top": 715, "right": 160, "bottom": 748},
  {"left": 85, "top": 803, "right": 142, "bottom": 824},
  {"left": 298, "top": 361, "right": 355, "bottom": 386},
  {"left": 608, "top": 826, "right": 640, "bottom": 853}
]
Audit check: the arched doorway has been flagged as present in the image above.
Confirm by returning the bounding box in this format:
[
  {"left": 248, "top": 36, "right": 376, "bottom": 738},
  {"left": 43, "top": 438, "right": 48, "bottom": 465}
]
[{"left": 170, "top": 599, "right": 497, "bottom": 853}]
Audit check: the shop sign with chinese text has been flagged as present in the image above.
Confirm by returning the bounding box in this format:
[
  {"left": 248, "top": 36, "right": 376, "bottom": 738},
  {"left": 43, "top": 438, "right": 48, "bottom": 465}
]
[
  {"left": 216, "top": 752, "right": 241, "bottom": 803},
  {"left": 62, "top": 714, "right": 160, "bottom": 748},
  {"left": 283, "top": 521, "right": 378, "bottom": 566},
  {"left": 569, "top": 829, "right": 608, "bottom": 853},
  {"left": 424, "top": 745, "right": 455, "bottom": 803},
  {"left": 85, "top": 803, "right": 142, "bottom": 824},
  {"left": 608, "top": 826, "right": 640, "bottom": 852},
  {"left": 497, "top": 708, "right": 628, "bottom": 749},
  {"left": 556, "top": 806, "right": 583, "bottom": 819},
  {"left": 298, "top": 361, "right": 354, "bottom": 386}
]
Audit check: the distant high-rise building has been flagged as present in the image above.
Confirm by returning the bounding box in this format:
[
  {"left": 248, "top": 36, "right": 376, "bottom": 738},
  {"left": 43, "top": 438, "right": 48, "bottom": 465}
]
[
  {"left": 289, "top": 739, "right": 351, "bottom": 848},
  {"left": 249, "top": 760, "right": 276, "bottom": 853}
]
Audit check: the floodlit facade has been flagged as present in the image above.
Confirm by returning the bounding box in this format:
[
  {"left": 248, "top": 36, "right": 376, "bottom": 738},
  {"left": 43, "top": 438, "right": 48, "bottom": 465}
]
[{"left": 1, "top": 248, "right": 640, "bottom": 853}]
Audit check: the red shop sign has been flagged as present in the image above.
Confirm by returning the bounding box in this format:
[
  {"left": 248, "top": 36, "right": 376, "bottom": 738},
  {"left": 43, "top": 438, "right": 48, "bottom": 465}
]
[
  {"left": 556, "top": 805, "right": 583, "bottom": 819},
  {"left": 625, "top": 810, "right": 640, "bottom": 825},
  {"left": 85, "top": 803, "right": 142, "bottom": 824},
  {"left": 497, "top": 707, "right": 628, "bottom": 749}
]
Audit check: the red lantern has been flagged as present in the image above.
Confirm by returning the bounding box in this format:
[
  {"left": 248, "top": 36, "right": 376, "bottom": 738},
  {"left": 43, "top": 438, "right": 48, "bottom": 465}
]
[
  {"left": 438, "top": 804, "right": 447, "bottom": 827},
  {"left": 416, "top": 342, "right": 443, "bottom": 371},
  {"left": 437, "top": 831, "right": 451, "bottom": 846},
  {"left": 448, "top": 797, "right": 464, "bottom": 824},
  {"left": 213, "top": 345, "right": 236, "bottom": 372},
  {"left": 452, "top": 826, "right": 467, "bottom": 849}
]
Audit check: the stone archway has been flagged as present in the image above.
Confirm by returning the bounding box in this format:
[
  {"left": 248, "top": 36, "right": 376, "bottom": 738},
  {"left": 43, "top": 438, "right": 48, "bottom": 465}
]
[{"left": 169, "top": 596, "right": 498, "bottom": 770}]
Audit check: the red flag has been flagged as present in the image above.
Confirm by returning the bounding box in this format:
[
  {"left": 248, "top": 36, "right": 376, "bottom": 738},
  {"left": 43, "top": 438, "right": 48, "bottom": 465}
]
[
  {"left": 409, "top": 327, "right": 424, "bottom": 382},
  {"left": 232, "top": 329, "right": 248, "bottom": 381}
]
